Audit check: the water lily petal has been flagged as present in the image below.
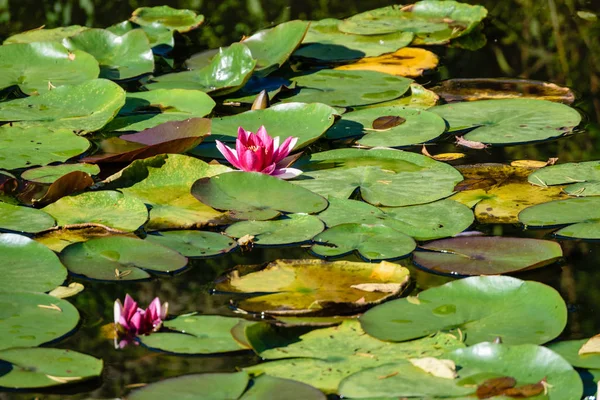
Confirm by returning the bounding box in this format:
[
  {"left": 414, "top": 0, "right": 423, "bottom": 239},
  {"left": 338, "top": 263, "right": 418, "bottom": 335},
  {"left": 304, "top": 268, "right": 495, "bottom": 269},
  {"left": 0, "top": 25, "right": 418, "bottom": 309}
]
[
  {"left": 114, "top": 299, "right": 123, "bottom": 325},
  {"left": 216, "top": 140, "right": 243, "bottom": 170},
  {"left": 261, "top": 163, "right": 277, "bottom": 175},
  {"left": 237, "top": 126, "right": 251, "bottom": 144},
  {"left": 273, "top": 136, "right": 298, "bottom": 163},
  {"left": 241, "top": 149, "right": 262, "bottom": 171},
  {"left": 272, "top": 167, "right": 303, "bottom": 180}
]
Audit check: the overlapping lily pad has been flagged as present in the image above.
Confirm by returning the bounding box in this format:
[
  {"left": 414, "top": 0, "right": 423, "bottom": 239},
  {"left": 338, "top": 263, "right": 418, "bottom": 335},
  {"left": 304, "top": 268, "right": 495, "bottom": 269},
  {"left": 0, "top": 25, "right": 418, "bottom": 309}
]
[
  {"left": 0, "top": 203, "right": 55, "bottom": 233},
  {"left": 0, "top": 348, "right": 103, "bottom": 389},
  {"left": 35, "top": 225, "right": 135, "bottom": 253},
  {"left": 0, "top": 41, "right": 99, "bottom": 95},
  {"left": 60, "top": 235, "right": 187, "bottom": 281},
  {"left": 430, "top": 99, "right": 582, "bottom": 144},
  {"left": 360, "top": 275, "right": 567, "bottom": 345},
  {"left": 215, "top": 259, "right": 410, "bottom": 315},
  {"left": 21, "top": 164, "right": 100, "bottom": 184},
  {"left": 3, "top": 25, "right": 88, "bottom": 44},
  {"left": 145, "top": 230, "right": 237, "bottom": 257},
  {"left": 413, "top": 236, "right": 563, "bottom": 276},
  {"left": 528, "top": 160, "right": 600, "bottom": 196},
  {"left": 354, "top": 82, "right": 439, "bottom": 110},
  {"left": 239, "top": 374, "right": 326, "bottom": 400},
  {"left": 0, "top": 79, "right": 126, "bottom": 134},
  {"left": 547, "top": 339, "right": 600, "bottom": 369},
  {"left": 130, "top": 6, "right": 204, "bottom": 32},
  {"left": 335, "top": 47, "right": 439, "bottom": 78},
  {"left": 0, "top": 291, "right": 79, "bottom": 350},
  {"left": 226, "top": 214, "right": 324, "bottom": 246}
]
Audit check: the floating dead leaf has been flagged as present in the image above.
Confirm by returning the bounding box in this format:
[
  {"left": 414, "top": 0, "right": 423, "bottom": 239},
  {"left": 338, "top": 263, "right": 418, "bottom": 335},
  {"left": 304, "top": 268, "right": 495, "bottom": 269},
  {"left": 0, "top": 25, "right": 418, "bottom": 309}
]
[
  {"left": 409, "top": 357, "right": 457, "bottom": 379},
  {"left": 237, "top": 234, "right": 255, "bottom": 251},
  {"left": 476, "top": 376, "right": 517, "bottom": 399},
  {"left": 48, "top": 282, "right": 85, "bottom": 299},
  {"left": 578, "top": 334, "right": 600, "bottom": 355},
  {"left": 510, "top": 158, "right": 559, "bottom": 169},
  {"left": 335, "top": 47, "right": 439, "bottom": 78},
  {"left": 369, "top": 260, "right": 400, "bottom": 280},
  {"left": 18, "top": 171, "right": 94, "bottom": 206},
  {"left": 115, "top": 268, "right": 133, "bottom": 279},
  {"left": 503, "top": 381, "right": 545, "bottom": 397},
  {"left": 371, "top": 115, "right": 406, "bottom": 130},
  {"left": 46, "top": 375, "right": 82, "bottom": 383},
  {"left": 37, "top": 303, "right": 62, "bottom": 312},
  {"left": 422, "top": 145, "right": 465, "bottom": 161},
  {"left": 351, "top": 283, "right": 405, "bottom": 293},
  {"left": 455, "top": 136, "right": 489, "bottom": 150},
  {"left": 35, "top": 223, "right": 134, "bottom": 252}
]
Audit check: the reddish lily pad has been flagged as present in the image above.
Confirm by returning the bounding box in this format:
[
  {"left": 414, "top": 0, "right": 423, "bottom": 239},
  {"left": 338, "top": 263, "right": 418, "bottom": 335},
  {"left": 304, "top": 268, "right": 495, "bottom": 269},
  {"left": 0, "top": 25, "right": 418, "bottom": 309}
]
[{"left": 19, "top": 171, "right": 95, "bottom": 207}]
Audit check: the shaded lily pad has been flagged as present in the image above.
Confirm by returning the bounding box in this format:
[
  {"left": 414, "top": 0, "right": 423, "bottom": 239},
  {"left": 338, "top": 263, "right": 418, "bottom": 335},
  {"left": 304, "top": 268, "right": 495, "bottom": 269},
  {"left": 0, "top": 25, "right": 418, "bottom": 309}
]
[
  {"left": 528, "top": 160, "right": 600, "bottom": 196},
  {"left": 0, "top": 79, "right": 126, "bottom": 134},
  {"left": 192, "top": 172, "right": 328, "bottom": 221},
  {"left": 311, "top": 223, "right": 416, "bottom": 261},
  {"left": 325, "top": 106, "right": 446, "bottom": 147},
  {"left": 63, "top": 29, "right": 154, "bottom": 80},
  {"left": 0, "top": 42, "right": 99, "bottom": 95},
  {"left": 360, "top": 275, "right": 567, "bottom": 345},
  {"left": 285, "top": 70, "right": 412, "bottom": 107},
  {"left": 20, "top": 171, "right": 95, "bottom": 207},
  {"left": 335, "top": 47, "right": 439, "bottom": 78},
  {"left": 130, "top": 6, "right": 204, "bottom": 32},
  {"left": 4, "top": 25, "right": 87, "bottom": 44},
  {"left": 21, "top": 164, "right": 100, "bottom": 184},
  {"left": 430, "top": 99, "right": 582, "bottom": 145},
  {"left": 226, "top": 214, "right": 324, "bottom": 246},
  {"left": 413, "top": 236, "right": 563, "bottom": 276},
  {"left": 145, "top": 230, "right": 237, "bottom": 257},
  {"left": 60, "top": 236, "right": 187, "bottom": 281},
  {"left": 0, "top": 203, "right": 55, "bottom": 233},
  {"left": 0, "top": 233, "right": 66, "bottom": 292},
  {"left": 215, "top": 259, "right": 410, "bottom": 315},
  {"left": 145, "top": 43, "right": 256, "bottom": 95},
  {"left": 293, "top": 148, "right": 463, "bottom": 207},
  {"left": 243, "top": 20, "right": 309, "bottom": 76},
  {"left": 35, "top": 224, "right": 135, "bottom": 252},
  {"left": 240, "top": 374, "right": 326, "bottom": 400},
  {"left": 0, "top": 348, "right": 102, "bottom": 389},
  {"left": 354, "top": 82, "right": 439, "bottom": 111},
  {"left": 141, "top": 315, "right": 247, "bottom": 354},
  {"left": 0, "top": 291, "right": 79, "bottom": 350},
  {"left": 547, "top": 339, "right": 600, "bottom": 369}
]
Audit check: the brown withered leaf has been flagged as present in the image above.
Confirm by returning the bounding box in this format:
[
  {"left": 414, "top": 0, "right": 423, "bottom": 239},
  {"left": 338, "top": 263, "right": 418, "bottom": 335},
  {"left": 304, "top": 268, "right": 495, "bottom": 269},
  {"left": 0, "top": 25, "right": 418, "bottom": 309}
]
[
  {"left": 372, "top": 115, "right": 406, "bottom": 130},
  {"left": 476, "top": 376, "right": 517, "bottom": 399},
  {"left": 455, "top": 136, "right": 489, "bottom": 150},
  {"left": 17, "top": 171, "right": 94, "bottom": 206},
  {"left": 503, "top": 381, "right": 545, "bottom": 398}
]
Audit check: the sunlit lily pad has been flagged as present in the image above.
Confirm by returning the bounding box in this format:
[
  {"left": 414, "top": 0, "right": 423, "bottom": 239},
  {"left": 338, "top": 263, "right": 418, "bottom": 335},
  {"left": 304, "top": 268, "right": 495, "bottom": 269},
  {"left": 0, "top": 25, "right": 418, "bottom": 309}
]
[
  {"left": 145, "top": 230, "right": 237, "bottom": 257},
  {"left": 62, "top": 28, "right": 154, "bottom": 80},
  {"left": 312, "top": 223, "right": 416, "bottom": 261},
  {"left": 141, "top": 315, "right": 247, "bottom": 354},
  {"left": 413, "top": 236, "right": 563, "bottom": 276},
  {"left": 354, "top": 82, "right": 439, "bottom": 111},
  {"left": 60, "top": 236, "right": 187, "bottom": 281},
  {"left": 130, "top": 6, "right": 204, "bottom": 32},
  {"left": 294, "top": 148, "right": 463, "bottom": 207},
  {"left": 0, "top": 233, "right": 66, "bottom": 292},
  {"left": 528, "top": 160, "right": 600, "bottom": 196},
  {"left": 42, "top": 190, "right": 148, "bottom": 232},
  {"left": 21, "top": 164, "right": 100, "bottom": 184},
  {"left": 0, "top": 348, "right": 102, "bottom": 389},
  {"left": 35, "top": 224, "right": 135, "bottom": 252},
  {"left": 245, "top": 320, "right": 463, "bottom": 393},
  {"left": 430, "top": 99, "right": 582, "bottom": 145},
  {"left": 4, "top": 25, "right": 87, "bottom": 44},
  {"left": 215, "top": 259, "right": 410, "bottom": 315},
  {"left": 226, "top": 214, "right": 324, "bottom": 246},
  {"left": 0, "top": 79, "right": 126, "bottom": 134},
  {"left": 0, "top": 291, "right": 79, "bottom": 350},
  {"left": 0, "top": 42, "right": 99, "bottom": 95},
  {"left": 325, "top": 106, "right": 446, "bottom": 147},
  {"left": 360, "top": 275, "right": 567, "bottom": 345},
  {"left": 243, "top": 20, "right": 309, "bottom": 76},
  {"left": 192, "top": 172, "right": 328, "bottom": 221},
  {"left": 547, "top": 339, "right": 600, "bottom": 369},
  {"left": 145, "top": 43, "right": 256, "bottom": 95},
  {"left": 285, "top": 70, "right": 412, "bottom": 107},
  {"left": 240, "top": 374, "right": 326, "bottom": 400},
  {"left": 0, "top": 203, "right": 55, "bottom": 233},
  {"left": 107, "top": 20, "right": 174, "bottom": 52},
  {"left": 334, "top": 47, "right": 439, "bottom": 78}
]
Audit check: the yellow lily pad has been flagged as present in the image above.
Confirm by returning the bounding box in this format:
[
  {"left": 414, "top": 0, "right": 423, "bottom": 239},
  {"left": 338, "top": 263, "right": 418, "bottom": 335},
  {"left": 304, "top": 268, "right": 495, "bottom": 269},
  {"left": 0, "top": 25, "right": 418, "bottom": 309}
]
[{"left": 335, "top": 48, "right": 439, "bottom": 78}]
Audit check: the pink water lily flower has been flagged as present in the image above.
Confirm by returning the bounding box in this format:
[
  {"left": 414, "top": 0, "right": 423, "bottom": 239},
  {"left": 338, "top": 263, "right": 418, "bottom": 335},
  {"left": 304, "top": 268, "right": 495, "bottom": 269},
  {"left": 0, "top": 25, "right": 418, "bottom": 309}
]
[
  {"left": 113, "top": 294, "right": 168, "bottom": 348},
  {"left": 215, "top": 126, "right": 302, "bottom": 179}
]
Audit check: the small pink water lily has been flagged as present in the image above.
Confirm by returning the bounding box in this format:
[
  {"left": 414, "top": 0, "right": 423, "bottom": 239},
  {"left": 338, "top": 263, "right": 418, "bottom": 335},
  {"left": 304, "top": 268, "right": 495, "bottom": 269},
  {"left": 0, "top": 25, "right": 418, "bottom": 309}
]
[
  {"left": 113, "top": 294, "right": 168, "bottom": 348},
  {"left": 215, "top": 126, "right": 302, "bottom": 179}
]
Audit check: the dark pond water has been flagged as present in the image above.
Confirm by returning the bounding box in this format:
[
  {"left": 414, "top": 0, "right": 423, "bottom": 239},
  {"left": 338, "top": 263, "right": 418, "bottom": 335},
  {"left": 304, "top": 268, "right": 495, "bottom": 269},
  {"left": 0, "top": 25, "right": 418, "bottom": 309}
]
[{"left": 2, "top": 0, "right": 600, "bottom": 398}]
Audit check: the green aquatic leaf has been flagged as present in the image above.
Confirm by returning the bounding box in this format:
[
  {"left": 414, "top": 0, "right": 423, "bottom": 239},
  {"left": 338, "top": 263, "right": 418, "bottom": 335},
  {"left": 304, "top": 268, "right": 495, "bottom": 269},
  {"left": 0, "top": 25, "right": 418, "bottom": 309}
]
[
  {"left": 130, "top": 6, "right": 204, "bottom": 32},
  {"left": 353, "top": 82, "right": 440, "bottom": 111},
  {"left": 226, "top": 214, "right": 324, "bottom": 246},
  {"left": 360, "top": 275, "right": 567, "bottom": 345},
  {"left": 528, "top": 160, "right": 600, "bottom": 196},
  {"left": 547, "top": 339, "right": 600, "bottom": 369},
  {"left": 4, "top": 25, "right": 87, "bottom": 44},
  {"left": 21, "top": 164, "right": 100, "bottom": 184},
  {"left": 0, "top": 203, "right": 55, "bottom": 233},
  {"left": 145, "top": 230, "right": 237, "bottom": 257},
  {"left": 239, "top": 374, "right": 326, "bottom": 400},
  {"left": 107, "top": 20, "right": 174, "bottom": 50}
]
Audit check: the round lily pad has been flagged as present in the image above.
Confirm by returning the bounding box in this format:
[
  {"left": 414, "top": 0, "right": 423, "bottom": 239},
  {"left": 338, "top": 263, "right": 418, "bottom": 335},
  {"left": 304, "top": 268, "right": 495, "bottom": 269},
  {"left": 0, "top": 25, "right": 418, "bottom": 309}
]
[
  {"left": 430, "top": 99, "right": 582, "bottom": 145},
  {"left": 0, "top": 203, "right": 55, "bottom": 233},
  {"left": 0, "top": 233, "right": 66, "bottom": 292},
  {"left": 21, "top": 164, "right": 100, "bottom": 184},
  {"left": 42, "top": 190, "right": 148, "bottom": 232},
  {"left": 528, "top": 160, "right": 600, "bottom": 196},
  {"left": 145, "top": 230, "right": 237, "bottom": 257},
  {"left": 240, "top": 374, "right": 326, "bottom": 400},
  {"left": 0, "top": 348, "right": 103, "bottom": 389},
  {"left": 354, "top": 82, "right": 439, "bottom": 111},
  {"left": 215, "top": 259, "right": 410, "bottom": 315},
  {"left": 4, "top": 25, "right": 88, "bottom": 44},
  {"left": 226, "top": 214, "right": 324, "bottom": 246},
  {"left": 311, "top": 223, "right": 416, "bottom": 261},
  {"left": 413, "top": 237, "right": 563, "bottom": 276},
  {"left": 360, "top": 275, "right": 567, "bottom": 345},
  {"left": 0, "top": 291, "right": 79, "bottom": 350},
  {"left": 60, "top": 235, "right": 188, "bottom": 281},
  {"left": 130, "top": 6, "right": 204, "bottom": 32},
  {"left": 547, "top": 339, "right": 600, "bottom": 369}
]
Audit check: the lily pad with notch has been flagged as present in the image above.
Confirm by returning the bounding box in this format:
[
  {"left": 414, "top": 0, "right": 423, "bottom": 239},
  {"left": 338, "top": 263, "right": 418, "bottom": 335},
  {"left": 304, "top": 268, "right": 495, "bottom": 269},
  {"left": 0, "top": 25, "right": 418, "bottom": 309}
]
[
  {"left": 0, "top": 203, "right": 55, "bottom": 234},
  {"left": 226, "top": 214, "right": 325, "bottom": 246},
  {"left": 4, "top": 25, "right": 87, "bottom": 44},
  {"left": 145, "top": 230, "right": 238, "bottom": 257},
  {"left": 528, "top": 160, "right": 600, "bottom": 196},
  {"left": 21, "top": 164, "right": 100, "bottom": 184}
]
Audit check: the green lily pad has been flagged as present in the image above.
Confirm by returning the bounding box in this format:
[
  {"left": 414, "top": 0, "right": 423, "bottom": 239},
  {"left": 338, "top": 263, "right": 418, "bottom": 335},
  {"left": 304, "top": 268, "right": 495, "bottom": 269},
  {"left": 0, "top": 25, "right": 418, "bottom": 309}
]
[
  {"left": 4, "top": 25, "right": 88, "bottom": 44},
  {"left": 128, "top": 371, "right": 249, "bottom": 400},
  {"left": 240, "top": 374, "right": 326, "bottom": 400},
  {"left": 293, "top": 148, "right": 463, "bottom": 207},
  {"left": 325, "top": 106, "right": 446, "bottom": 147},
  {"left": 42, "top": 190, "right": 148, "bottom": 231},
  {"left": 225, "top": 214, "right": 325, "bottom": 246},
  {"left": 141, "top": 315, "right": 247, "bottom": 354},
  {"left": 0, "top": 79, "right": 126, "bottom": 134},
  {"left": 354, "top": 83, "right": 439, "bottom": 111},
  {"left": 192, "top": 172, "right": 328, "bottom": 221},
  {"left": 63, "top": 29, "right": 153, "bottom": 80},
  {"left": 215, "top": 259, "right": 410, "bottom": 315},
  {"left": 21, "top": 164, "right": 100, "bottom": 184},
  {"left": 107, "top": 20, "right": 174, "bottom": 51},
  {"left": 130, "top": 6, "right": 204, "bottom": 32},
  {"left": 547, "top": 339, "right": 600, "bottom": 369},
  {"left": 0, "top": 233, "right": 66, "bottom": 292},
  {"left": 145, "top": 230, "right": 237, "bottom": 257},
  {"left": 413, "top": 237, "right": 563, "bottom": 276},
  {"left": 360, "top": 275, "right": 567, "bottom": 345},
  {"left": 245, "top": 320, "right": 463, "bottom": 393},
  {"left": 430, "top": 99, "right": 581, "bottom": 144},
  {"left": 528, "top": 160, "right": 600, "bottom": 196},
  {"left": 145, "top": 43, "right": 256, "bottom": 95},
  {"left": 104, "top": 89, "right": 216, "bottom": 132},
  {"left": 0, "top": 348, "right": 103, "bottom": 389},
  {"left": 243, "top": 20, "right": 309, "bottom": 76},
  {"left": 294, "top": 18, "right": 413, "bottom": 62},
  {"left": 0, "top": 203, "right": 55, "bottom": 233},
  {"left": 35, "top": 225, "right": 136, "bottom": 253},
  {"left": 311, "top": 223, "right": 416, "bottom": 261},
  {"left": 0, "top": 41, "right": 99, "bottom": 95},
  {"left": 448, "top": 342, "right": 583, "bottom": 400},
  {"left": 0, "top": 291, "right": 79, "bottom": 350},
  {"left": 285, "top": 70, "right": 412, "bottom": 107},
  {"left": 60, "top": 236, "right": 187, "bottom": 281}
]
